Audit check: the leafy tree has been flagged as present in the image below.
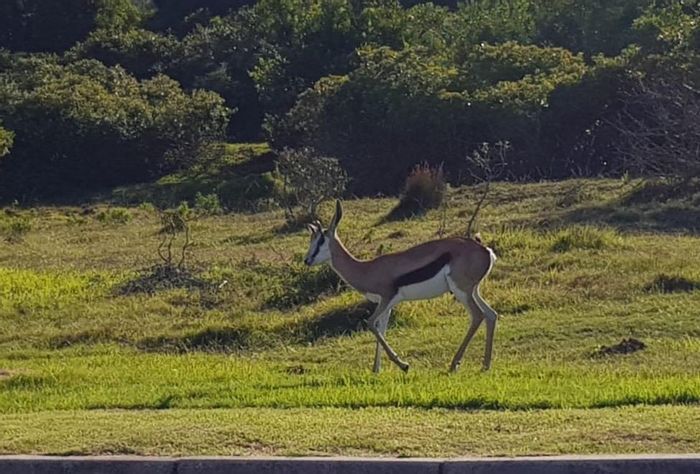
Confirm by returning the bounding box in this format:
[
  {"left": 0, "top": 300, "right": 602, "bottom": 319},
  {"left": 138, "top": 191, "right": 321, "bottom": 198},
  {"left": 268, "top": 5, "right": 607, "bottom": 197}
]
[
  {"left": 532, "top": 0, "right": 654, "bottom": 57},
  {"left": 0, "top": 56, "right": 229, "bottom": 200},
  {"left": 633, "top": 1, "right": 700, "bottom": 81},
  {"left": 148, "top": 0, "right": 254, "bottom": 36},
  {"left": 0, "top": 0, "right": 143, "bottom": 53},
  {"left": 272, "top": 42, "right": 588, "bottom": 193},
  {"left": 0, "top": 126, "right": 12, "bottom": 157},
  {"left": 174, "top": 13, "right": 265, "bottom": 139},
  {"left": 1, "top": 0, "right": 697, "bottom": 197},
  {"left": 68, "top": 28, "right": 181, "bottom": 79}
]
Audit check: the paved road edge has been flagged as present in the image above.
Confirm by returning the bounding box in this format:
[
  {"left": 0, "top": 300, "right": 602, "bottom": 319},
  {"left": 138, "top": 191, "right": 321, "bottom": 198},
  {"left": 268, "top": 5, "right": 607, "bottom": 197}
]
[{"left": 1, "top": 454, "right": 700, "bottom": 473}]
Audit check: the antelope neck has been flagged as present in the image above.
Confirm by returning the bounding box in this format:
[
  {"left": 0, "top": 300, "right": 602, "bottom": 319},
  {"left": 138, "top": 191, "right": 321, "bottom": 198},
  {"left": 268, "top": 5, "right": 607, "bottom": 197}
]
[{"left": 328, "top": 234, "right": 366, "bottom": 291}]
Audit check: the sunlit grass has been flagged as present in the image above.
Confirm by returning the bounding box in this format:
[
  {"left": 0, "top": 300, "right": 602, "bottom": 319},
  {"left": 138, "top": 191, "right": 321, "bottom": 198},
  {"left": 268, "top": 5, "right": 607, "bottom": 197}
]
[
  {"left": 3, "top": 405, "right": 700, "bottom": 457},
  {"left": 1, "top": 177, "right": 700, "bottom": 455}
]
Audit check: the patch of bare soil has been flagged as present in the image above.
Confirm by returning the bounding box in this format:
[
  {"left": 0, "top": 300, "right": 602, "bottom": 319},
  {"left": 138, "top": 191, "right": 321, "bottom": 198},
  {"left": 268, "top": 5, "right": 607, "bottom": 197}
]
[{"left": 593, "top": 338, "right": 646, "bottom": 357}]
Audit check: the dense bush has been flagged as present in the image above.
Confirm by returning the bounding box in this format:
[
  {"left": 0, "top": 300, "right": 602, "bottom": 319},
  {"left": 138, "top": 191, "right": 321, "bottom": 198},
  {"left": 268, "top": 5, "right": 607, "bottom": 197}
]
[
  {"left": 147, "top": 0, "right": 255, "bottom": 36},
  {"left": 0, "top": 0, "right": 143, "bottom": 53},
  {"left": 0, "top": 0, "right": 698, "bottom": 198},
  {"left": 271, "top": 42, "right": 588, "bottom": 193},
  {"left": 0, "top": 126, "right": 12, "bottom": 157},
  {"left": 0, "top": 56, "right": 229, "bottom": 200},
  {"left": 68, "top": 28, "right": 181, "bottom": 79},
  {"left": 531, "top": 0, "right": 653, "bottom": 57}
]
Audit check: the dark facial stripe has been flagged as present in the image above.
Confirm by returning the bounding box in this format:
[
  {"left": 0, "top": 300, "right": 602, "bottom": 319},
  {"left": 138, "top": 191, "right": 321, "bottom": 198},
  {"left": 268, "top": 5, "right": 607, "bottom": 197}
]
[
  {"left": 309, "top": 234, "right": 325, "bottom": 261},
  {"left": 394, "top": 253, "right": 451, "bottom": 289}
]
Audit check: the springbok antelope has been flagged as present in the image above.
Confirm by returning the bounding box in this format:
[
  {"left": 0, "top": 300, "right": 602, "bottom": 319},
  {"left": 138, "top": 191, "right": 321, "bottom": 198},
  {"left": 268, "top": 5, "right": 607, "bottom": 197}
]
[{"left": 304, "top": 200, "right": 498, "bottom": 373}]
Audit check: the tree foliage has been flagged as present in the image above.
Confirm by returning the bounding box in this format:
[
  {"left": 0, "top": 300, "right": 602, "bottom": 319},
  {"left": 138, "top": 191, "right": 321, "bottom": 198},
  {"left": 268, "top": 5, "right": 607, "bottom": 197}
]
[
  {"left": 0, "top": 55, "right": 229, "bottom": 199},
  {"left": 0, "top": 126, "right": 13, "bottom": 158},
  {"left": 0, "top": 0, "right": 143, "bottom": 53},
  {"left": 0, "top": 0, "right": 698, "bottom": 199}
]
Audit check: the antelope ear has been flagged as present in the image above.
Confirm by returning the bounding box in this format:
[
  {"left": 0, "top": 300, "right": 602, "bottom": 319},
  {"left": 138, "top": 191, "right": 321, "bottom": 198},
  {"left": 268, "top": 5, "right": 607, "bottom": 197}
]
[{"left": 329, "top": 199, "right": 343, "bottom": 231}]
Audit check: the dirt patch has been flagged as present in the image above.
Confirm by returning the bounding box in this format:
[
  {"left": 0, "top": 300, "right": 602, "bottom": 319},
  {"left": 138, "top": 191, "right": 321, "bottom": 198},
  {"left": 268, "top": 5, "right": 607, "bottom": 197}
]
[
  {"left": 284, "top": 365, "right": 309, "bottom": 375},
  {"left": 0, "top": 369, "right": 11, "bottom": 380},
  {"left": 387, "top": 230, "right": 406, "bottom": 239},
  {"left": 116, "top": 264, "right": 213, "bottom": 295},
  {"left": 593, "top": 338, "right": 646, "bottom": 357},
  {"left": 645, "top": 274, "right": 700, "bottom": 293}
]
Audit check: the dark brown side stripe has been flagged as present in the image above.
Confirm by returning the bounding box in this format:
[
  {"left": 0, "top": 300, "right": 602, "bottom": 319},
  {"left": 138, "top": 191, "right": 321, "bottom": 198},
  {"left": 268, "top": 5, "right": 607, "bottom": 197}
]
[{"left": 394, "top": 252, "right": 451, "bottom": 290}]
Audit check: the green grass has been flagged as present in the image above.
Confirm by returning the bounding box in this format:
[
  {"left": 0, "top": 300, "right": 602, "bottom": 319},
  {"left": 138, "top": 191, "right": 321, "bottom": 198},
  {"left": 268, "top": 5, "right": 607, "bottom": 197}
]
[
  {"left": 2, "top": 406, "right": 700, "bottom": 457},
  {"left": 108, "top": 142, "right": 277, "bottom": 211},
  {"left": 2, "top": 176, "right": 700, "bottom": 455}
]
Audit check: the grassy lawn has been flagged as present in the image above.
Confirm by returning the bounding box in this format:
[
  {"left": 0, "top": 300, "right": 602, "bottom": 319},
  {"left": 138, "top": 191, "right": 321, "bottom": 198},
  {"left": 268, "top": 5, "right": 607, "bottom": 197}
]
[{"left": 1, "top": 173, "right": 700, "bottom": 456}]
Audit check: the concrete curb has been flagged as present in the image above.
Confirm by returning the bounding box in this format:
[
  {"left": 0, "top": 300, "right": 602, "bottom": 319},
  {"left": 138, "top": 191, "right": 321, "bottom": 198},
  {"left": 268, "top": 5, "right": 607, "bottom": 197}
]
[{"left": 1, "top": 454, "right": 700, "bottom": 474}]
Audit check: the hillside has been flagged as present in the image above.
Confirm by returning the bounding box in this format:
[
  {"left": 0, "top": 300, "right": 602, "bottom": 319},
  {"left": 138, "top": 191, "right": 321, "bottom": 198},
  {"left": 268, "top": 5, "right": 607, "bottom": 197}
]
[{"left": 1, "top": 177, "right": 700, "bottom": 456}]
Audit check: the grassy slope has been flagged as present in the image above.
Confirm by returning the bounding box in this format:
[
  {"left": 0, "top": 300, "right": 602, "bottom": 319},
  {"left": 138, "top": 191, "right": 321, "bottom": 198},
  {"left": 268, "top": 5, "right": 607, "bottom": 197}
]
[{"left": 1, "top": 171, "right": 700, "bottom": 456}]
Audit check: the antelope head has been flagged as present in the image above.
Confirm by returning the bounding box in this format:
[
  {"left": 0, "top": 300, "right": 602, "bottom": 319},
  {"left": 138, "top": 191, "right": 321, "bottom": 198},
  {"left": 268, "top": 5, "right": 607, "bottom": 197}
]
[{"left": 303, "top": 200, "right": 343, "bottom": 266}]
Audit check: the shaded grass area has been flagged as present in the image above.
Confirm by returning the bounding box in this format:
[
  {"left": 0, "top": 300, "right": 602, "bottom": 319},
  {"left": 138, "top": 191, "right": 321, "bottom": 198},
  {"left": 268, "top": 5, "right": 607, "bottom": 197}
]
[
  {"left": 2, "top": 406, "right": 700, "bottom": 457},
  {"left": 109, "top": 143, "right": 278, "bottom": 212},
  {"left": 2, "top": 177, "right": 700, "bottom": 454},
  {"left": 559, "top": 178, "right": 700, "bottom": 232}
]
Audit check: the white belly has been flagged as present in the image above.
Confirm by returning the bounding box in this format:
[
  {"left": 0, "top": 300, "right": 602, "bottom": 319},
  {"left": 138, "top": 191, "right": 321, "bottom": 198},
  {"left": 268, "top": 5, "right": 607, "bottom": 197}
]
[{"left": 397, "top": 265, "right": 450, "bottom": 301}]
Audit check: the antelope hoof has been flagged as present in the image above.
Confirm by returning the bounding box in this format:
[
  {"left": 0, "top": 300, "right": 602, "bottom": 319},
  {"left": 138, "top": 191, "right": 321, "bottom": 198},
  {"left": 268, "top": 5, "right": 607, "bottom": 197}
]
[
  {"left": 449, "top": 364, "right": 459, "bottom": 374},
  {"left": 399, "top": 362, "right": 410, "bottom": 373}
]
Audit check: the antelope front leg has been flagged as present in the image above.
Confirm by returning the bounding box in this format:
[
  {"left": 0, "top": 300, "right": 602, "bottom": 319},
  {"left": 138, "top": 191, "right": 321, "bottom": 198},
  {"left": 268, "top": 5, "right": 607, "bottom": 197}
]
[{"left": 368, "top": 301, "right": 409, "bottom": 373}]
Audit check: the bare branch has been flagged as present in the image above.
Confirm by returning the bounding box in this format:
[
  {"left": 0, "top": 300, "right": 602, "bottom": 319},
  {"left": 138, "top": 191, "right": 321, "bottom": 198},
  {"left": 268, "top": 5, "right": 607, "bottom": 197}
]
[
  {"left": 464, "top": 141, "right": 509, "bottom": 237},
  {"left": 275, "top": 147, "right": 348, "bottom": 225},
  {"left": 612, "top": 76, "right": 700, "bottom": 180}
]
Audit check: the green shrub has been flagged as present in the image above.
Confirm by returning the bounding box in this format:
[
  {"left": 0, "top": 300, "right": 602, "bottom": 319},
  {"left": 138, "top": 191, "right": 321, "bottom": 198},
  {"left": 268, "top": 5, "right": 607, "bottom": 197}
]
[
  {"left": 68, "top": 28, "right": 180, "bottom": 79},
  {"left": 0, "top": 0, "right": 143, "bottom": 53},
  {"left": 138, "top": 202, "right": 157, "bottom": 213},
  {"left": 237, "top": 257, "right": 343, "bottom": 310},
  {"left": 1, "top": 215, "right": 33, "bottom": 243},
  {"left": 0, "top": 56, "right": 229, "bottom": 200},
  {"left": 96, "top": 208, "right": 132, "bottom": 225},
  {"left": 194, "top": 192, "right": 223, "bottom": 216},
  {"left": 272, "top": 43, "right": 589, "bottom": 194},
  {"left": 0, "top": 126, "right": 13, "bottom": 157},
  {"left": 549, "top": 226, "right": 622, "bottom": 252}
]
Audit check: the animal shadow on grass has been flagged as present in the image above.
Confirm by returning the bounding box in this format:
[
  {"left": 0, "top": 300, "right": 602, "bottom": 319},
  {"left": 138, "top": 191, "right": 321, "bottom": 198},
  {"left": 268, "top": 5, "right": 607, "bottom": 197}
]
[
  {"left": 298, "top": 300, "right": 377, "bottom": 343},
  {"left": 137, "top": 326, "right": 253, "bottom": 353},
  {"left": 137, "top": 301, "right": 380, "bottom": 354}
]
